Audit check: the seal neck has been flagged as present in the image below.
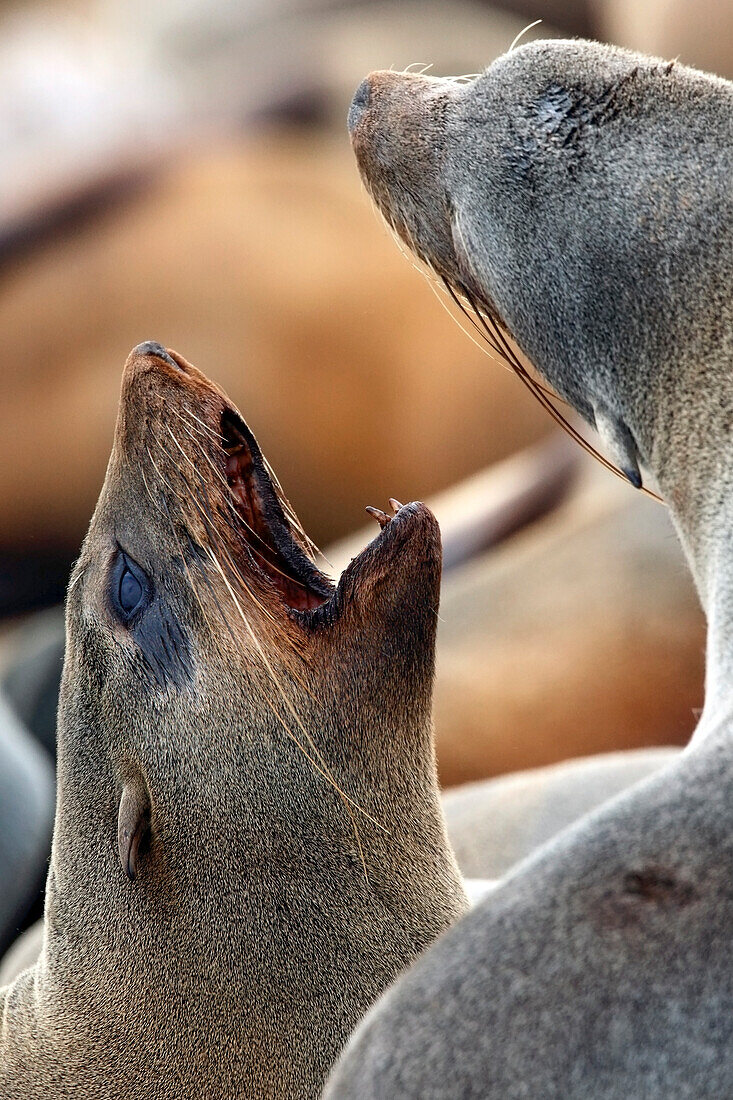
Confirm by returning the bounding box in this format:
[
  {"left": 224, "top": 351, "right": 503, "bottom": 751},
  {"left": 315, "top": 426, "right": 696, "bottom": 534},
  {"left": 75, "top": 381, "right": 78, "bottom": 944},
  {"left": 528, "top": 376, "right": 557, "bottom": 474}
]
[{"left": 651, "top": 399, "right": 733, "bottom": 740}]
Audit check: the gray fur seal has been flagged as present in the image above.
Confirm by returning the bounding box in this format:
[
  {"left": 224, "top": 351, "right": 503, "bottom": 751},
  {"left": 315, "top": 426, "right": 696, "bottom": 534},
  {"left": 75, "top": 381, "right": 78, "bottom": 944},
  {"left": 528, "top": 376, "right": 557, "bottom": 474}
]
[
  {"left": 0, "top": 341, "right": 467, "bottom": 1098},
  {"left": 326, "top": 39, "right": 733, "bottom": 1098}
]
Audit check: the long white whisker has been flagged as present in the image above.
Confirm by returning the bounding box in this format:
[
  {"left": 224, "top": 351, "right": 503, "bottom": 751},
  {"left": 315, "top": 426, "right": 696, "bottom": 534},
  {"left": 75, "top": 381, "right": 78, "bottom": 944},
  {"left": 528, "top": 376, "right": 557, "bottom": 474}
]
[{"left": 508, "top": 19, "right": 542, "bottom": 53}]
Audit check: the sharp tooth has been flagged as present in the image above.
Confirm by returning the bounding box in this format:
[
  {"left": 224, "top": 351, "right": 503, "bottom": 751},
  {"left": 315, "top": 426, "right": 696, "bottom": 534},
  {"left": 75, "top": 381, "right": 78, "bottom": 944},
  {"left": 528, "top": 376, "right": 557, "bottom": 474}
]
[
  {"left": 366, "top": 506, "right": 391, "bottom": 528},
  {"left": 388, "top": 498, "right": 404, "bottom": 515}
]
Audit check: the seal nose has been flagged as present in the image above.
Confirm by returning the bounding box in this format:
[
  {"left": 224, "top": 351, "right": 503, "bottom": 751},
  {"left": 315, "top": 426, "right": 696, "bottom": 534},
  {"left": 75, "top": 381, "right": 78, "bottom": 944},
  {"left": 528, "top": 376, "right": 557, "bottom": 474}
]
[
  {"left": 132, "top": 341, "right": 182, "bottom": 371},
  {"left": 348, "top": 77, "right": 371, "bottom": 134}
]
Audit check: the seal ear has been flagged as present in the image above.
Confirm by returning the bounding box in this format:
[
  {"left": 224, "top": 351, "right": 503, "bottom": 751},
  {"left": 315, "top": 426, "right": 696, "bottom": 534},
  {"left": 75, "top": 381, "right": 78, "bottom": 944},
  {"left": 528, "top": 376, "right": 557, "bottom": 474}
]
[
  {"left": 592, "top": 401, "right": 643, "bottom": 489},
  {"left": 117, "top": 779, "right": 151, "bottom": 882}
]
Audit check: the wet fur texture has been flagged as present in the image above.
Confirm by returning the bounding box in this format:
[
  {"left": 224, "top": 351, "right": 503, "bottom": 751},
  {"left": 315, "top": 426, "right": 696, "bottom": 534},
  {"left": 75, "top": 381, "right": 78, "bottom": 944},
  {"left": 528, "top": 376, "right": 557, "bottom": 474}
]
[
  {"left": 326, "top": 39, "right": 733, "bottom": 1098},
  {"left": 0, "top": 346, "right": 467, "bottom": 1098}
]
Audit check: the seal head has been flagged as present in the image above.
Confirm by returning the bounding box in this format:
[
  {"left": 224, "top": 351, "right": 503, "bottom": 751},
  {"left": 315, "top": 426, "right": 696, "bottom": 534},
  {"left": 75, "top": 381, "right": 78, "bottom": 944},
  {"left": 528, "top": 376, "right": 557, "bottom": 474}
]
[{"left": 349, "top": 41, "right": 733, "bottom": 496}]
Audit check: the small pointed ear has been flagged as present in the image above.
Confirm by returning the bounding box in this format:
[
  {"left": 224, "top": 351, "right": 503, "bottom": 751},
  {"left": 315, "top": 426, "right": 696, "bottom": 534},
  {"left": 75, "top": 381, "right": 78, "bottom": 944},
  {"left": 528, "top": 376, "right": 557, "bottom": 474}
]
[
  {"left": 117, "top": 778, "right": 151, "bottom": 882},
  {"left": 592, "top": 402, "right": 642, "bottom": 489}
]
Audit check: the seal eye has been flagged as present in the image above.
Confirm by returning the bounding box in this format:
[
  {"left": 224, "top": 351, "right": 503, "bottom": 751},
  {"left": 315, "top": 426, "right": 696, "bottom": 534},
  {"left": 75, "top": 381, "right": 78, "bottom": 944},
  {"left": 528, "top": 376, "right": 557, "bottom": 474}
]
[
  {"left": 119, "top": 569, "right": 142, "bottom": 615},
  {"left": 111, "top": 552, "right": 150, "bottom": 623}
]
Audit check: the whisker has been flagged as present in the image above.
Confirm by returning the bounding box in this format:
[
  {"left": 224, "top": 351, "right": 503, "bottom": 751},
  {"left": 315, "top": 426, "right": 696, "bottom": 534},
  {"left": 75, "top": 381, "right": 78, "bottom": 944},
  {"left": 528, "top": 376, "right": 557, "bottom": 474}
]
[
  {"left": 144, "top": 441, "right": 220, "bottom": 639},
  {"left": 173, "top": 416, "right": 257, "bottom": 520},
  {"left": 172, "top": 401, "right": 321, "bottom": 568},
  {"left": 204, "top": 546, "right": 383, "bottom": 880},
  {"left": 261, "top": 453, "right": 322, "bottom": 562},
  {"left": 166, "top": 421, "right": 324, "bottom": 599},
  {"left": 152, "top": 432, "right": 325, "bottom": 705},
  {"left": 169, "top": 403, "right": 221, "bottom": 443},
  {"left": 460, "top": 289, "right": 663, "bottom": 503},
  {"left": 508, "top": 19, "right": 542, "bottom": 53},
  {"left": 444, "top": 276, "right": 558, "bottom": 396},
  {"left": 155, "top": 430, "right": 281, "bottom": 629},
  {"left": 449, "top": 72, "right": 481, "bottom": 84},
  {"left": 432, "top": 277, "right": 509, "bottom": 367},
  {"left": 67, "top": 565, "right": 87, "bottom": 593},
  {"left": 363, "top": 171, "right": 645, "bottom": 489},
  {"left": 146, "top": 411, "right": 383, "bottom": 878},
  {"left": 391, "top": 202, "right": 664, "bottom": 501}
]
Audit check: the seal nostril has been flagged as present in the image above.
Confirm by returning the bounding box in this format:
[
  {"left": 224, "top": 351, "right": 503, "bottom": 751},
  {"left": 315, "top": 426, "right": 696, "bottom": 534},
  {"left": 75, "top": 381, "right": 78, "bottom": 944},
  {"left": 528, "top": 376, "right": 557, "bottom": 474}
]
[
  {"left": 133, "top": 341, "right": 182, "bottom": 371},
  {"left": 348, "top": 78, "right": 371, "bottom": 134}
]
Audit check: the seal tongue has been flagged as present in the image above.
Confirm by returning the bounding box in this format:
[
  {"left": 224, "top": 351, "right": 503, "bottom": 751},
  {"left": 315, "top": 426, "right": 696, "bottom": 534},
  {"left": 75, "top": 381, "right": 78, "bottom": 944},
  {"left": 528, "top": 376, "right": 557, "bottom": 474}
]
[{"left": 219, "top": 407, "right": 333, "bottom": 612}]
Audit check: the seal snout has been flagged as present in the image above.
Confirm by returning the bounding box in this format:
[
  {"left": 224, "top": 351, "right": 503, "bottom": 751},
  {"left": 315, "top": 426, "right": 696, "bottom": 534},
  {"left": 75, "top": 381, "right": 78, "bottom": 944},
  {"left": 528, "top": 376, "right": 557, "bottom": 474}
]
[
  {"left": 132, "top": 341, "right": 183, "bottom": 372},
  {"left": 348, "top": 77, "right": 372, "bottom": 134}
]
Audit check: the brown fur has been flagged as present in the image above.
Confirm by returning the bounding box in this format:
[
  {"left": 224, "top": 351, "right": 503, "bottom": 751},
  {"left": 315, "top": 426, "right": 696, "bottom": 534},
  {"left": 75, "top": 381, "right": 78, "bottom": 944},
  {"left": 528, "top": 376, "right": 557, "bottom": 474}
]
[{"left": 0, "top": 343, "right": 466, "bottom": 1098}]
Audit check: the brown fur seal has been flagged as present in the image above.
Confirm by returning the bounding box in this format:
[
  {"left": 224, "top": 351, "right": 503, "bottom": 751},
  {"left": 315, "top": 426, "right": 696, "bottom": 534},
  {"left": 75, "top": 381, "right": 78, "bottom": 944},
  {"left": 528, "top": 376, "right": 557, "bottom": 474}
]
[
  {"left": 326, "top": 39, "right": 733, "bottom": 1098},
  {"left": 0, "top": 341, "right": 467, "bottom": 1098}
]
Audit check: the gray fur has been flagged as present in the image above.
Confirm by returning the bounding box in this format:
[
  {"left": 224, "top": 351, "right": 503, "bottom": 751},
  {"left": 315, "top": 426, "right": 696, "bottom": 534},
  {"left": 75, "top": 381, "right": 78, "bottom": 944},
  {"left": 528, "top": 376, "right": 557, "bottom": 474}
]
[
  {"left": 327, "top": 744, "right": 733, "bottom": 1098},
  {"left": 0, "top": 344, "right": 467, "bottom": 1098},
  {"left": 328, "top": 39, "right": 733, "bottom": 1097}
]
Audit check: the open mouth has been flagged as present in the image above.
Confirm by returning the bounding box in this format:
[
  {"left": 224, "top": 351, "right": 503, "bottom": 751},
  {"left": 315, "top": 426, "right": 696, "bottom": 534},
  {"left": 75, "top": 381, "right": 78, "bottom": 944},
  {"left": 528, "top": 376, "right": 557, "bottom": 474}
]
[
  {"left": 219, "top": 407, "right": 334, "bottom": 613},
  {"left": 218, "top": 404, "right": 418, "bottom": 621}
]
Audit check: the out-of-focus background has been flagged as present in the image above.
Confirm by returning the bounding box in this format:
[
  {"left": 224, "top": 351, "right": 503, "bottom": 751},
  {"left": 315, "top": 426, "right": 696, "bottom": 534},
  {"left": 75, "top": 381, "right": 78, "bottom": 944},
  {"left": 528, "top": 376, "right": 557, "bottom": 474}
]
[{"left": 0, "top": 0, "right": 728, "bottom": 953}]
